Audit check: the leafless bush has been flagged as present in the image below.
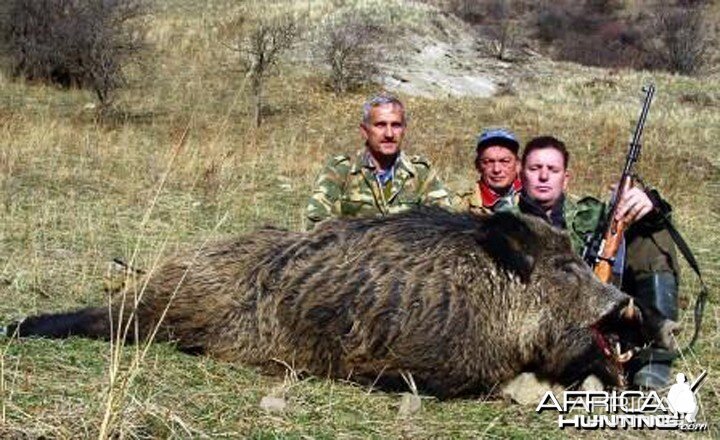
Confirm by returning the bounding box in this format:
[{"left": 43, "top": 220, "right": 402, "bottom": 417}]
[
  {"left": 225, "top": 11, "right": 298, "bottom": 127},
  {"left": 556, "top": 20, "right": 643, "bottom": 69},
  {"left": 444, "top": 0, "right": 486, "bottom": 24},
  {"left": 440, "top": 0, "right": 717, "bottom": 73},
  {"left": 482, "top": 0, "right": 520, "bottom": 61},
  {"left": 0, "top": 0, "right": 149, "bottom": 108},
  {"left": 531, "top": 1, "right": 644, "bottom": 69},
  {"left": 533, "top": 3, "right": 571, "bottom": 43},
  {"left": 316, "top": 13, "right": 385, "bottom": 94},
  {"left": 440, "top": 0, "right": 523, "bottom": 60},
  {"left": 644, "top": 5, "right": 712, "bottom": 75}
]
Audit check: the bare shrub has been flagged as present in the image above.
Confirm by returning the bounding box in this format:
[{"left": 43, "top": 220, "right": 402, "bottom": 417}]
[
  {"left": 531, "top": 1, "right": 644, "bottom": 69},
  {"left": 0, "top": 0, "right": 149, "bottom": 109},
  {"left": 439, "top": 0, "right": 717, "bottom": 73},
  {"left": 556, "top": 20, "right": 643, "bottom": 69},
  {"left": 644, "top": 5, "right": 712, "bottom": 75},
  {"left": 444, "top": 0, "right": 486, "bottom": 24},
  {"left": 482, "top": 0, "right": 520, "bottom": 61},
  {"left": 584, "top": 0, "right": 624, "bottom": 14},
  {"left": 533, "top": 2, "right": 573, "bottom": 43},
  {"left": 440, "top": 0, "right": 523, "bottom": 60},
  {"left": 316, "top": 12, "right": 385, "bottom": 94},
  {"left": 224, "top": 10, "right": 298, "bottom": 127}
]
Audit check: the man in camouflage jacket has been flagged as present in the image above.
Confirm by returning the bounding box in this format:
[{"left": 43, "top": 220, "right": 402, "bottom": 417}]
[{"left": 306, "top": 94, "right": 450, "bottom": 227}]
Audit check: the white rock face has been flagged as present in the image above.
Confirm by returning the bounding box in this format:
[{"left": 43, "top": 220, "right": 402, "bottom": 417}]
[{"left": 380, "top": 38, "right": 499, "bottom": 98}]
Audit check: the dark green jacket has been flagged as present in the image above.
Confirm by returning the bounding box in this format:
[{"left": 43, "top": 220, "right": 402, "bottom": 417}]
[
  {"left": 512, "top": 192, "right": 677, "bottom": 277},
  {"left": 563, "top": 196, "right": 605, "bottom": 254},
  {"left": 503, "top": 194, "right": 604, "bottom": 255}
]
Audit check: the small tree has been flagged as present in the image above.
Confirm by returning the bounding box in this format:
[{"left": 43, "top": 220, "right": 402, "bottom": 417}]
[
  {"left": 226, "top": 11, "right": 297, "bottom": 127},
  {"left": 484, "top": 0, "right": 518, "bottom": 61},
  {"left": 445, "top": 0, "right": 485, "bottom": 24},
  {"left": 447, "top": 0, "right": 521, "bottom": 61},
  {"left": 0, "top": 0, "right": 148, "bottom": 109},
  {"left": 317, "top": 12, "right": 385, "bottom": 94},
  {"left": 647, "top": 5, "right": 711, "bottom": 75}
]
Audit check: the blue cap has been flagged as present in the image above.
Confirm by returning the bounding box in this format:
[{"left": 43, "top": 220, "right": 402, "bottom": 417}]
[{"left": 476, "top": 128, "right": 520, "bottom": 154}]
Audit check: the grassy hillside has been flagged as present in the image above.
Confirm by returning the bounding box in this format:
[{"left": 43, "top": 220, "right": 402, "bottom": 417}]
[{"left": 0, "top": 0, "right": 718, "bottom": 437}]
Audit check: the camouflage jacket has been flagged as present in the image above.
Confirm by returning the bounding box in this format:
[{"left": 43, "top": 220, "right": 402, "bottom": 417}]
[
  {"left": 556, "top": 195, "right": 673, "bottom": 270},
  {"left": 306, "top": 150, "right": 451, "bottom": 227},
  {"left": 562, "top": 196, "right": 606, "bottom": 255},
  {"left": 454, "top": 179, "right": 522, "bottom": 216}
]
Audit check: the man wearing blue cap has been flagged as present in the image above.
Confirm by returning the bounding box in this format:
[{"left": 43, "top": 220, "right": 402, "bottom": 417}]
[
  {"left": 455, "top": 128, "right": 522, "bottom": 214},
  {"left": 459, "top": 131, "right": 680, "bottom": 389}
]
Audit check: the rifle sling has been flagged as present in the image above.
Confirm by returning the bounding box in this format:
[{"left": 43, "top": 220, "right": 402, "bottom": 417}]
[
  {"left": 633, "top": 222, "right": 708, "bottom": 364},
  {"left": 659, "top": 214, "right": 708, "bottom": 352},
  {"left": 640, "top": 184, "right": 709, "bottom": 356}
]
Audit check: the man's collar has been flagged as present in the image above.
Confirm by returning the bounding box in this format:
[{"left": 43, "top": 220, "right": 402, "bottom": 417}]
[
  {"left": 519, "top": 190, "right": 567, "bottom": 228},
  {"left": 395, "top": 152, "right": 416, "bottom": 177},
  {"left": 350, "top": 150, "right": 413, "bottom": 176},
  {"left": 479, "top": 178, "right": 522, "bottom": 208}
]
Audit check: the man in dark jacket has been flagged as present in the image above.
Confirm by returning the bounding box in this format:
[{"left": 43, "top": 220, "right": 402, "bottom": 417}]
[{"left": 517, "top": 135, "right": 680, "bottom": 390}]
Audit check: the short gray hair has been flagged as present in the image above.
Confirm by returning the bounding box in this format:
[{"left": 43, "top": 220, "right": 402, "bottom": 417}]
[{"left": 361, "top": 93, "right": 405, "bottom": 125}]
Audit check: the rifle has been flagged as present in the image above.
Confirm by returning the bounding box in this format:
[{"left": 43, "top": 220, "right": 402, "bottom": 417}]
[
  {"left": 583, "top": 85, "right": 708, "bottom": 354},
  {"left": 582, "top": 84, "right": 655, "bottom": 283}
]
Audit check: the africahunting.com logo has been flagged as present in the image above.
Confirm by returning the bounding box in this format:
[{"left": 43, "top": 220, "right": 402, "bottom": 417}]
[{"left": 536, "top": 370, "right": 708, "bottom": 431}]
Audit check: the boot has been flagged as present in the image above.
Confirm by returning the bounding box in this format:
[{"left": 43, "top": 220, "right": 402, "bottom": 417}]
[{"left": 632, "top": 271, "right": 678, "bottom": 389}]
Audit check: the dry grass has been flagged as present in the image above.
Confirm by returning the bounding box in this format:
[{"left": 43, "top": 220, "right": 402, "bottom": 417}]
[{"left": 0, "top": 0, "right": 718, "bottom": 438}]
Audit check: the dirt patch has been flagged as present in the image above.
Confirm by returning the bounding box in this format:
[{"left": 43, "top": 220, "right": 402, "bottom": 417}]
[{"left": 376, "top": 31, "right": 554, "bottom": 98}]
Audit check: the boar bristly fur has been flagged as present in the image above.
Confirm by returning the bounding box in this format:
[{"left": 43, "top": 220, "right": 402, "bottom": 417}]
[{"left": 8, "top": 208, "right": 673, "bottom": 398}]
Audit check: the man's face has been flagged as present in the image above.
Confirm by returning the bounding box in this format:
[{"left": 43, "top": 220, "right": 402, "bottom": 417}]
[
  {"left": 521, "top": 147, "right": 569, "bottom": 208},
  {"left": 476, "top": 146, "right": 519, "bottom": 192},
  {"left": 360, "top": 104, "right": 406, "bottom": 158}
]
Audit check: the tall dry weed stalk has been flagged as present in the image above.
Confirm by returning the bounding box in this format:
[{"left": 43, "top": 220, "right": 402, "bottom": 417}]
[{"left": 94, "top": 126, "right": 233, "bottom": 438}]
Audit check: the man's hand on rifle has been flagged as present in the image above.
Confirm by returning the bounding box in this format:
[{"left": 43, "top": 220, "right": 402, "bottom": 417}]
[{"left": 613, "top": 186, "right": 654, "bottom": 224}]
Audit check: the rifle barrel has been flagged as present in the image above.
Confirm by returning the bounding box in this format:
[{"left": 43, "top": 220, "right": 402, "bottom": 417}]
[{"left": 623, "top": 84, "right": 655, "bottom": 175}]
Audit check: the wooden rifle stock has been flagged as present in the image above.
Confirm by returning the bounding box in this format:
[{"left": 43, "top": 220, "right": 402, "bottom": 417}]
[{"left": 593, "top": 178, "right": 631, "bottom": 283}]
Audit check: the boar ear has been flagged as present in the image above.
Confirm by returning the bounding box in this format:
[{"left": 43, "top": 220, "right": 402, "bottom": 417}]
[{"left": 475, "top": 212, "right": 541, "bottom": 283}]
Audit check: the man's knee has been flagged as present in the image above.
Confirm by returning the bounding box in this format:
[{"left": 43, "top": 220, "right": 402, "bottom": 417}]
[{"left": 625, "top": 228, "right": 679, "bottom": 279}]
